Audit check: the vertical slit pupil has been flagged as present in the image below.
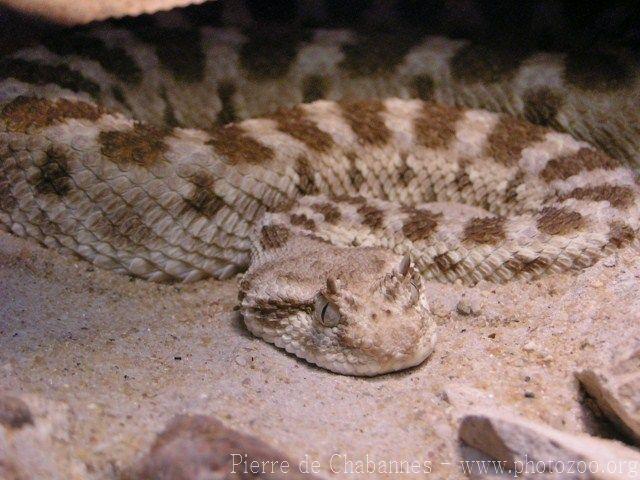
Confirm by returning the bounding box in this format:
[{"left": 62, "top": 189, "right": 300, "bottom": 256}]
[{"left": 321, "top": 303, "right": 329, "bottom": 320}]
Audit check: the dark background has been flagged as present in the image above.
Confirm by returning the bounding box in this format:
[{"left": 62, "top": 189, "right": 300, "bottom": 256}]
[{"left": 1, "top": 0, "right": 639, "bottom": 55}]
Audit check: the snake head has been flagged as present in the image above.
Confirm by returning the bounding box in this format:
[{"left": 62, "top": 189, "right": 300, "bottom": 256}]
[{"left": 240, "top": 236, "right": 436, "bottom": 376}]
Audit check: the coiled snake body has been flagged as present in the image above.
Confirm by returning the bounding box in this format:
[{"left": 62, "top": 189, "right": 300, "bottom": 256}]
[{"left": 1, "top": 23, "right": 639, "bottom": 374}]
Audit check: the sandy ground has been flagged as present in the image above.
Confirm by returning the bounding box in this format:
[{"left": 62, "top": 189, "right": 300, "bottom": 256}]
[{"left": 1, "top": 230, "right": 639, "bottom": 478}]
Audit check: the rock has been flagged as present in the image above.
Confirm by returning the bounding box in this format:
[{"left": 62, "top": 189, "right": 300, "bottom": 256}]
[
  {"left": 0, "top": 394, "right": 33, "bottom": 429},
  {"left": 456, "top": 296, "right": 481, "bottom": 316},
  {"left": 522, "top": 341, "right": 552, "bottom": 361},
  {"left": 456, "top": 299, "right": 473, "bottom": 315},
  {"left": 127, "top": 414, "right": 324, "bottom": 479},
  {"left": 459, "top": 411, "right": 640, "bottom": 479},
  {"left": 442, "top": 384, "right": 498, "bottom": 415},
  {"left": 576, "top": 344, "right": 640, "bottom": 445},
  {"left": 0, "top": 393, "right": 87, "bottom": 480}
]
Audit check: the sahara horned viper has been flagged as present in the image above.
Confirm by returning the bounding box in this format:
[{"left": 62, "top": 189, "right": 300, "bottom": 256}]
[{"left": 1, "top": 13, "right": 639, "bottom": 375}]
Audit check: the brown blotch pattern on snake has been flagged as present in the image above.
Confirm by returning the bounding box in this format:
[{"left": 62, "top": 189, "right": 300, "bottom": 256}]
[
  {"left": 294, "top": 155, "right": 318, "bottom": 195},
  {"left": 99, "top": 123, "right": 169, "bottom": 167},
  {"left": 414, "top": 102, "right": 461, "bottom": 150},
  {"left": 260, "top": 224, "right": 290, "bottom": 250},
  {"left": 463, "top": 217, "right": 506, "bottom": 244},
  {"left": 207, "top": 125, "right": 274, "bottom": 164},
  {"left": 332, "top": 194, "right": 367, "bottom": 205},
  {"left": 269, "top": 106, "right": 334, "bottom": 153},
  {"left": 30, "top": 146, "right": 72, "bottom": 196},
  {"left": 340, "top": 100, "right": 391, "bottom": 146},
  {"left": 311, "top": 202, "right": 341, "bottom": 224},
  {"left": 536, "top": 207, "right": 585, "bottom": 235},
  {"left": 485, "top": 116, "right": 546, "bottom": 167},
  {"left": 186, "top": 173, "right": 225, "bottom": 218},
  {"left": 504, "top": 256, "right": 551, "bottom": 276},
  {"left": 357, "top": 203, "right": 385, "bottom": 230},
  {"left": 2, "top": 96, "right": 103, "bottom": 133},
  {"left": 559, "top": 184, "right": 635, "bottom": 210},
  {"left": 401, "top": 207, "right": 442, "bottom": 242},
  {"left": 290, "top": 214, "right": 316, "bottom": 231},
  {"left": 540, "top": 148, "right": 621, "bottom": 182},
  {"left": 87, "top": 201, "right": 154, "bottom": 247}
]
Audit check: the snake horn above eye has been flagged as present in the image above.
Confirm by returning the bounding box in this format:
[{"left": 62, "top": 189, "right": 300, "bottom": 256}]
[
  {"left": 326, "top": 277, "right": 340, "bottom": 294},
  {"left": 397, "top": 254, "right": 411, "bottom": 277}
]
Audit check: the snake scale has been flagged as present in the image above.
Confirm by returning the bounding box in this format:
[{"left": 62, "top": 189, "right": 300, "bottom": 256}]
[{"left": 1, "top": 12, "right": 639, "bottom": 375}]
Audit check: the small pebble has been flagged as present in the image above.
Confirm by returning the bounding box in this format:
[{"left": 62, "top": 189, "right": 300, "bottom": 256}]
[
  {"left": 524, "top": 391, "right": 535, "bottom": 399},
  {"left": 235, "top": 355, "right": 247, "bottom": 367},
  {"left": 457, "top": 300, "right": 472, "bottom": 315},
  {"left": 456, "top": 297, "right": 481, "bottom": 316},
  {"left": 602, "top": 255, "right": 617, "bottom": 268},
  {"left": 0, "top": 395, "right": 33, "bottom": 429}
]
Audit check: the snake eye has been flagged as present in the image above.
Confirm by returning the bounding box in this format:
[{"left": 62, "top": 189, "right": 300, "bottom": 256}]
[{"left": 314, "top": 295, "right": 341, "bottom": 327}]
